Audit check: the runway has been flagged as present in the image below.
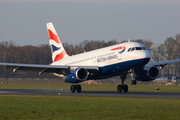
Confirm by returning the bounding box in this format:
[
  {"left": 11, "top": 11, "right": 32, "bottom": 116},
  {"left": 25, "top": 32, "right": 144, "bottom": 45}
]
[{"left": 0, "top": 89, "right": 180, "bottom": 98}]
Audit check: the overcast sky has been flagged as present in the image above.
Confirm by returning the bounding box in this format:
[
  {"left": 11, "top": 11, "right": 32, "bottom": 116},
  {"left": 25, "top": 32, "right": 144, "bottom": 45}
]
[{"left": 0, "top": 0, "right": 180, "bottom": 46}]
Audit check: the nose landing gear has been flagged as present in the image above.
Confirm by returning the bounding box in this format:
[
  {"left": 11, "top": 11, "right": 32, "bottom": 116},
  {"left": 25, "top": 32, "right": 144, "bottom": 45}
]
[
  {"left": 130, "top": 69, "right": 137, "bottom": 85},
  {"left": 131, "top": 80, "right": 137, "bottom": 85}
]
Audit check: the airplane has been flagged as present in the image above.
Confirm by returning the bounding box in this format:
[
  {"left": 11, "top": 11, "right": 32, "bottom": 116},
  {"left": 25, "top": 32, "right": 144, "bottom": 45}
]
[{"left": 0, "top": 22, "right": 180, "bottom": 93}]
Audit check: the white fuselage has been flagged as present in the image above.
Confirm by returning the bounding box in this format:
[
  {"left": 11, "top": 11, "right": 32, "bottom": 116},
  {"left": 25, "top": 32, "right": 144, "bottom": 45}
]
[{"left": 51, "top": 42, "right": 150, "bottom": 69}]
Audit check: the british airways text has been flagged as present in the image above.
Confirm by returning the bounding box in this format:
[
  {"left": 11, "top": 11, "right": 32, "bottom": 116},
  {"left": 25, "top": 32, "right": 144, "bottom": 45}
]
[{"left": 97, "top": 54, "right": 117, "bottom": 63}]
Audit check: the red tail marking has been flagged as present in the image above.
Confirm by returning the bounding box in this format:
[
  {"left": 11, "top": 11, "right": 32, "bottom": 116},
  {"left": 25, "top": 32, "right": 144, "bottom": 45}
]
[
  {"left": 47, "top": 29, "right": 61, "bottom": 44},
  {"left": 111, "top": 46, "right": 125, "bottom": 51},
  {"left": 53, "top": 51, "right": 66, "bottom": 62}
]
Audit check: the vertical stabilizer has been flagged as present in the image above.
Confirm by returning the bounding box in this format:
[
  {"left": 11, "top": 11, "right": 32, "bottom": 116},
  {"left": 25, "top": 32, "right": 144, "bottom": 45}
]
[{"left": 46, "top": 22, "right": 69, "bottom": 62}]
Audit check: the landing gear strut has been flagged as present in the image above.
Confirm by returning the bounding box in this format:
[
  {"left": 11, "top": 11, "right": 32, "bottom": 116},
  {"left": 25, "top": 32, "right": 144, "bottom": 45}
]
[
  {"left": 117, "top": 74, "right": 128, "bottom": 93},
  {"left": 70, "top": 84, "right": 81, "bottom": 93},
  {"left": 130, "top": 69, "right": 137, "bottom": 85}
]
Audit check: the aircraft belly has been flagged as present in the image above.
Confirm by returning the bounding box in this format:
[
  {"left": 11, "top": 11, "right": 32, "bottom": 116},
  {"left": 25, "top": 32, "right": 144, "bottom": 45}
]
[{"left": 92, "top": 58, "right": 150, "bottom": 80}]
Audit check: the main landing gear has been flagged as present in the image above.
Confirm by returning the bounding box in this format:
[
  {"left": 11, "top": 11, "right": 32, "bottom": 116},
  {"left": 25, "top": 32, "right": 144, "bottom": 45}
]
[
  {"left": 70, "top": 84, "right": 81, "bottom": 93},
  {"left": 117, "top": 74, "right": 128, "bottom": 93}
]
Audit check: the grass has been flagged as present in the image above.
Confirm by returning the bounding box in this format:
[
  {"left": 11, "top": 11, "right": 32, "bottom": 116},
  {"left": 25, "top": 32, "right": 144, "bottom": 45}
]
[
  {"left": 0, "top": 83, "right": 180, "bottom": 93},
  {"left": 0, "top": 95, "right": 180, "bottom": 120},
  {"left": 0, "top": 83, "right": 180, "bottom": 119}
]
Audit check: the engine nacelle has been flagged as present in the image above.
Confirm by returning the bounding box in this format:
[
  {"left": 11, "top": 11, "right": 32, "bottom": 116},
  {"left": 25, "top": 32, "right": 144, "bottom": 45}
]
[
  {"left": 64, "top": 68, "right": 88, "bottom": 83},
  {"left": 135, "top": 66, "right": 159, "bottom": 81}
]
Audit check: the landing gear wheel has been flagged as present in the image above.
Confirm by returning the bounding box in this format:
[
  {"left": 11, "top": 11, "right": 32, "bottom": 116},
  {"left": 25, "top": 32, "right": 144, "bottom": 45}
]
[
  {"left": 76, "top": 85, "right": 81, "bottom": 93},
  {"left": 70, "top": 85, "right": 75, "bottom": 93},
  {"left": 117, "top": 85, "right": 122, "bottom": 93},
  {"left": 131, "top": 80, "right": 133, "bottom": 85},
  {"left": 123, "top": 84, "right": 128, "bottom": 92},
  {"left": 131, "top": 80, "right": 137, "bottom": 85}
]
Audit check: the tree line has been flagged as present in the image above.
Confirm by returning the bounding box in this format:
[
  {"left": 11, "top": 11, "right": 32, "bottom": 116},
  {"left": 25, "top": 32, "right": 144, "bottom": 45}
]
[{"left": 0, "top": 33, "right": 180, "bottom": 78}]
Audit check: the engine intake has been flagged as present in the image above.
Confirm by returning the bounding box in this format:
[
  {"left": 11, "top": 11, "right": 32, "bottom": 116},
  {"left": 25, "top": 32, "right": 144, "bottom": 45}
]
[
  {"left": 135, "top": 66, "right": 159, "bottom": 81},
  {"left": 64, "top": 68, "right": 88, "bottom": 83},
  {"left": 76, "top": 68, "right": 88, "bottom": 80}
]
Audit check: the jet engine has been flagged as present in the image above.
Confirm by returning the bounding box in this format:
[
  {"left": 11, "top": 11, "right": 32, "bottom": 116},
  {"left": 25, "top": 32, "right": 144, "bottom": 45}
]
[
  {"left": 64, "top": 67, "right": 88, "bottom": 83},
  {"left": 135, "top": 66, "right": 159, "bottom": 81}
]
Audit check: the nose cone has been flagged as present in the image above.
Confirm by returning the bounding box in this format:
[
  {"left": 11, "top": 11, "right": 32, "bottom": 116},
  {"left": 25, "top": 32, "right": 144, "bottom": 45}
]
[
  {"left": 133, "top": 50, "right": 150, "bottom": 59},
  {"left": 141, "top": 50, "right": 150, "bottom": 58},
  {"left": 132, "top": 50, "right": 150, "bottom": 66}
]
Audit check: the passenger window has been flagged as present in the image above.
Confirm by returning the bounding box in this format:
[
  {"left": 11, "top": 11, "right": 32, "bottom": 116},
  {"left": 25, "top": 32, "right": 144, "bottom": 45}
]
[
  {"left": 127, "top": 48, "right": 131, "bottom": 52},
  {"left": 131, "top": 47, "right": 135, "bottom": 51},
  {"left": 135, "top": 47, "right": 142, "bottom": 50}
]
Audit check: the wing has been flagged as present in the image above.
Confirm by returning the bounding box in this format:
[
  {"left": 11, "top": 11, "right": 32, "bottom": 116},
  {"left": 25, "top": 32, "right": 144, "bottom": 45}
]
[
  {"left": 146, "top": 59, "right": 180, "bottom": 68},
  {"left": 0, "top": 62, "right": 99, "bottom": 75}
]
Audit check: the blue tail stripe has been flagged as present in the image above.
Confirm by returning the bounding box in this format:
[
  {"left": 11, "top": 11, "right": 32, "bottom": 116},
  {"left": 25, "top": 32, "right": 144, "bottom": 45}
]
[{"left": 51, "top": 44, "right": 61, "bottom": 52}]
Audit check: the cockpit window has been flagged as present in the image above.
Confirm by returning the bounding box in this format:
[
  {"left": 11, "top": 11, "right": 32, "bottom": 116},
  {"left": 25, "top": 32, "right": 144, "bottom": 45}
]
[
  {"left": 142, "top": 47, "right": 147, "bottom": 50},
  {"left": 127, "top": 48, "right": 131, "bottom": 52},
  {"left": 127, "top": 46, "right": 147, "bottom": 52},
  {"left": 131, "top": 47, "right": 135, "bottom": 51},
  {"left": 135, "top": 47, "right": 142, "bottom": 50}
]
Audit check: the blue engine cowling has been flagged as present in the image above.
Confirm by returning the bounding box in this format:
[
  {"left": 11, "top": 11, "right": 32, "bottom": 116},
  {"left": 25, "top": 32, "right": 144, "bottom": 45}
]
[
  {"left": 135, "top": 66, "right": 159, "bottom": 81},
  {"left": 64, "top": 68, "right": 88, "bottom": 83}
]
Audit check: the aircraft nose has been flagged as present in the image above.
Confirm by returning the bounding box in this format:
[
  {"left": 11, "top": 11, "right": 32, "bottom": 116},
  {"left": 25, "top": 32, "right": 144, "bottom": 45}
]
[
  {"left": 133, "top": 50, "right": 150, "bottom": 66},
  {"left": 142, "top": 50, "right": 150, "bottom": 58},
  {"left": 134, "top": 50, "right": 150, "bottom": 59}
]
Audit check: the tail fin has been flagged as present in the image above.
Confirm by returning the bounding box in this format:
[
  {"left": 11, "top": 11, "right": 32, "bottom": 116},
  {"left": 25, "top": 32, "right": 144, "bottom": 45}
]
[{"left": 46, "top": 22, "right": 69, "bottom": 62}]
